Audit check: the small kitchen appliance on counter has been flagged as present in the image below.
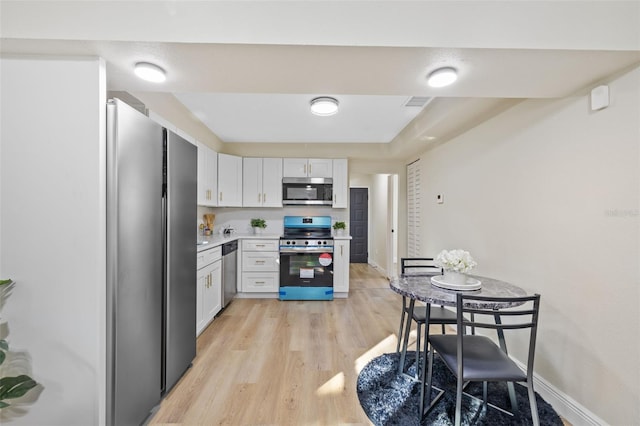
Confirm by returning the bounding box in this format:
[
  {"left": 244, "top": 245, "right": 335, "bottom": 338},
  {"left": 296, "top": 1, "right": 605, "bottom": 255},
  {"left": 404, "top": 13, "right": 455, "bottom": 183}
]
[{"left": 279, "top": 216, "right": 334, "bottom": 300}]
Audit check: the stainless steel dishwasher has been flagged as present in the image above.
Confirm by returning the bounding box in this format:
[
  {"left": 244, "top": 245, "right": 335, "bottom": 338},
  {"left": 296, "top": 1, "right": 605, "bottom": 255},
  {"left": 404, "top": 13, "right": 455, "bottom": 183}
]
[{"left": 221, "top": 240, "right": 238, "bottom": 308}]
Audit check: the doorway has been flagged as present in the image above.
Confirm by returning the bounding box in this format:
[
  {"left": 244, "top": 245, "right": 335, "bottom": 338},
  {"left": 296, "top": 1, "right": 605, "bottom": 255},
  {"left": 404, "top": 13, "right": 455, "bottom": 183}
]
[{"left": 349, "top": 187, "right": 368, "bottom": 263}]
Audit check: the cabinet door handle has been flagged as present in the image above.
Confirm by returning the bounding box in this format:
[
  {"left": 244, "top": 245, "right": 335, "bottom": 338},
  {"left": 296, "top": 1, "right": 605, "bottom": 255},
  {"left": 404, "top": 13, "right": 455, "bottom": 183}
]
[
  {"left": 255, "top": 260, "right": 265, "bottom": 264},
  {"left": 255, "top": 281, "right": 265, "bottom": 285},
  {"left": 219, "top": 192, "right": 223, "bottom": 201},
  {"left": 256, "top": 244, "right": 265, "bottom": 247},
  {"left": 304, "top": 164, "right": 307, "bottom": 175},
  {"left": 263, "top": 193, "right": 266, "bottom": 203},
  {"left": 258, "top": 193, "right": 261, "bottom": 203}
]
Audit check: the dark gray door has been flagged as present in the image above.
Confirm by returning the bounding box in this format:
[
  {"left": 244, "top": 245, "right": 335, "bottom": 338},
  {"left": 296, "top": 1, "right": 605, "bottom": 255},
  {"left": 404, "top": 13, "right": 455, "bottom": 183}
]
[{"left": 350, "top": 188, "right": 368, "bottom": 263}]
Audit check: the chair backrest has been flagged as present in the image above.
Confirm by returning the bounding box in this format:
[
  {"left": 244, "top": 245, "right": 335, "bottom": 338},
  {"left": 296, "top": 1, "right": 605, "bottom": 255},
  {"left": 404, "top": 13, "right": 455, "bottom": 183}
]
[
  {"left": 400, "top": 257, "right": 443, "bottom": 276},
  {"left": 456, "top": 293, "right": 541, "bottom": 375}
]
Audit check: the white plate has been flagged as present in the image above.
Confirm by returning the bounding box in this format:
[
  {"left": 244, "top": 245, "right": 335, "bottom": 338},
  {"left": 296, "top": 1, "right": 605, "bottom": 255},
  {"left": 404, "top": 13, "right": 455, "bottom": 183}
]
[{"left": 430, "top": 275, "right": 482, "bottom": 291}]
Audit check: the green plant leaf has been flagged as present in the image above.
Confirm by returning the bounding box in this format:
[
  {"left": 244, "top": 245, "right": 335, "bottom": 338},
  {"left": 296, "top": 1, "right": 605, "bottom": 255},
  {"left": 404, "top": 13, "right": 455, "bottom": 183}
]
[
  {"left": 0, "top": 350, "right": 5, "bottom": 366},
  {"left": 0, "top": 279, "right": 13, "bottom": 286},
  {"left": 0, "top": 400, "right": 9, "bottom": 409},
  {"left": 0, "top": 375, "right": 37, "bottom": 401},
  {"left": 0, "top": 340, "right": 8, "bottom": 351}
]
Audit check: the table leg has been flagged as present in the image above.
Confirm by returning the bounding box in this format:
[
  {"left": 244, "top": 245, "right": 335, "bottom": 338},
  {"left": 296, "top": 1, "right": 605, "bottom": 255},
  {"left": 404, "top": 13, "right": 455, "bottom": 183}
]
[{"left": 397, "top": 298, "right": 415, "bottom": 374}]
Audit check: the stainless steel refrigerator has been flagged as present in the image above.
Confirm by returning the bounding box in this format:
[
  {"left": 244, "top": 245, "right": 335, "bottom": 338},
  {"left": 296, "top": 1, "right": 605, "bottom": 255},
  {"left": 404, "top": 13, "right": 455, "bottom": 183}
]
[{"left": 106, "top": 99, "right": 197, "bottom": 426}]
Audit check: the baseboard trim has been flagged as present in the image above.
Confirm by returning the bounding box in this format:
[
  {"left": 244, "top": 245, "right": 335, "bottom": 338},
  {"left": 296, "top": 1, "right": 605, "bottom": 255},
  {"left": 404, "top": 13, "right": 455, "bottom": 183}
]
[
  {"left": 368, "top": 260, "right": 388, "bottom": 278},
  {"left": 513, "top": 359, "right": 606, "bottom": 426}
]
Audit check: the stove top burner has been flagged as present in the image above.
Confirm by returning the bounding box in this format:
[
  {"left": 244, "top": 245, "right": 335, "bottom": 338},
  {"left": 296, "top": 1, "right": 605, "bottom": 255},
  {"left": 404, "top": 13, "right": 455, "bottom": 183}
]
[
  {"left": 280, "top": 238, "right": 333, "bottom": 247},
  {"left": 279, "top": 237, "right": 334, "bottom": 253},
  {"left": 282, "top": 216, "right": 332, "bottom": 238},
  {"left": 281, "top": 216, "right": 334, "bottom": 252}
]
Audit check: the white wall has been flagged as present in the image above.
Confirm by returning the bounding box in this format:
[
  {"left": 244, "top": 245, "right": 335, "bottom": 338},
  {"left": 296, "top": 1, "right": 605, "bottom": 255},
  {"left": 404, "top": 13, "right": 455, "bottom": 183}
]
[
  {"left": 417, "top": 66, "right": 640, "bottom": 425},
  {"left": 368, "top": 175, "right": 389, "bottom": 273},
  {"left": 0, "top": 57, "right": 106, "bottom": 425}
]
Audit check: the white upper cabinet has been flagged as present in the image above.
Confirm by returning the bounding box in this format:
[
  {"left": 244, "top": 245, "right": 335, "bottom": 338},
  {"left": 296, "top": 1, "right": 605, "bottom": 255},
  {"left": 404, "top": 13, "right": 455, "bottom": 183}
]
[
  {"left": 242, "top": 157, "right": 283, "bottom": 207},
  {"left": 262, "top": 158, "right": 283, "bottom": 207},
  {"left": 283, "top": 158, "right": 333, "bottom": 178},
  {"left": 197, "top": 142, "right": 218, "bottom": 207},
  {"left": 218, "top": 153, "right": 243, "bottom": 207},
  {"left": 242, "top": 157, "right": 262, "bottom": 207},
  {"left": 332, "top": 158, "right": 348, "bottom": 209}
]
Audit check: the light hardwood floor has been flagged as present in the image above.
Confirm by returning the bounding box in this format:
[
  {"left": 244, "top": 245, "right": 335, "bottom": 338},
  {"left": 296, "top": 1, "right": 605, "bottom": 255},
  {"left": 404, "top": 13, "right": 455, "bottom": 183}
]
[
  {"left": 150, "top": 264, "right": 397, "bottom": 425},
  {"left": 149, "top": 264, "right": 570, "bottom": 426}
]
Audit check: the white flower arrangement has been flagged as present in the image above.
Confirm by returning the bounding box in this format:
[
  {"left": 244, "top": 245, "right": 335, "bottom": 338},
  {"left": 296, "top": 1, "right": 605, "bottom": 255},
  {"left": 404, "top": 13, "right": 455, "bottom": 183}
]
[{"left": 435, "top": 249, "right": 477, "bottom": 274}]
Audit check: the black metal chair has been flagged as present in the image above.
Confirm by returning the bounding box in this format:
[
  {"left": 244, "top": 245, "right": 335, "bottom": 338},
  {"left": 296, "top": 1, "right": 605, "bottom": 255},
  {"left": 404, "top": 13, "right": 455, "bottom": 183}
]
[
  {"left": 426, "top": 293, "right": 541, "bottom": 426},
  {"left": 396, "top": 258, "right": 458, "bottom": 375}
]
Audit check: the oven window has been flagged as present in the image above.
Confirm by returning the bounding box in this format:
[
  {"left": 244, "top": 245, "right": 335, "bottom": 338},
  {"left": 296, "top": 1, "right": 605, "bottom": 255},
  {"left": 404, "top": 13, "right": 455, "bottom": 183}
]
[{"left": 281, "top": 253, "right": 334, "bottom": 287}]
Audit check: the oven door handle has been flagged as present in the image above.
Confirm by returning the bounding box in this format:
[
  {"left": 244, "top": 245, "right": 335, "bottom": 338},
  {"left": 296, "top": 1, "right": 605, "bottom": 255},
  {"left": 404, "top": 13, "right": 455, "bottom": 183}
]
[{"left": 279, "top": 247, "right": 334, "bottom": 254}]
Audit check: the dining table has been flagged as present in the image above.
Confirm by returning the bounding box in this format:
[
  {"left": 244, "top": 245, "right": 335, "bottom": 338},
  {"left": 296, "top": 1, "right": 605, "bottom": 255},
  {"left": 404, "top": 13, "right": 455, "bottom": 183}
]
[{"left": 389, "top": 273, "right": 529, "bottom": 416}]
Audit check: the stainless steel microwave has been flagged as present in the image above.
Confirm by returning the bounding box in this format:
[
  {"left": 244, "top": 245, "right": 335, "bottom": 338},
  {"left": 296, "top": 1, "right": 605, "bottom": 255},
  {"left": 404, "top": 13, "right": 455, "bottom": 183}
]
[{"left": 282, "top": 177, "right": 333, "bottom": 205}]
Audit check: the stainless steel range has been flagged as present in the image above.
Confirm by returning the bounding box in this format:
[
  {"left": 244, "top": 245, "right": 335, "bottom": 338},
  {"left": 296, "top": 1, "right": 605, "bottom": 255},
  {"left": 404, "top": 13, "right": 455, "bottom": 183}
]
[{"left": 279, "top": 216, "right": 334, "bottom": 300}]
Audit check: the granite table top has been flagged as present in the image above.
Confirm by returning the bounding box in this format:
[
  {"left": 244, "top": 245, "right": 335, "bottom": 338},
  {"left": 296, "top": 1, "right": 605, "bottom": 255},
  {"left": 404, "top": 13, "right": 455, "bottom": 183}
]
[{"left": 389, "top": 274, "right": 528, "bottom": 309}]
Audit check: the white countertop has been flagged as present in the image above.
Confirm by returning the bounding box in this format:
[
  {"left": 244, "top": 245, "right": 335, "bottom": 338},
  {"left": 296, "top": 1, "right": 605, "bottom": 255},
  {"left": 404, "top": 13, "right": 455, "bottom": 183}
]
[
  {"left": 197, "top": 233, "right": 351, "bottom": 251},
  {"left": 196, "top": 233, "right": 281, "bottom": 251}
]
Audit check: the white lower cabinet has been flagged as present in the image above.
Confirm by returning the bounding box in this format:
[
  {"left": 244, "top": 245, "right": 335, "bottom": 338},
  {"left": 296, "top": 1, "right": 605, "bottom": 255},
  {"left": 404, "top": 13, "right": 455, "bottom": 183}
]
[
  {"left": 241, "top": 239, "right": 279, "bottom": 293},
  {"left": 333, "top": 239, "right": 350, "bottom": 294},
  {"left": 196, "top": 246, "right": 222, "bottom": 336}
]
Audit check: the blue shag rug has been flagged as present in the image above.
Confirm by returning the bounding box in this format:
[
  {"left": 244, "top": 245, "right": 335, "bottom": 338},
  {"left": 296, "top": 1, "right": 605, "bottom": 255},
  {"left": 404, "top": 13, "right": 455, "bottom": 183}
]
[{"left": 357, "top": 352, "right": 563, "bottom": 426}]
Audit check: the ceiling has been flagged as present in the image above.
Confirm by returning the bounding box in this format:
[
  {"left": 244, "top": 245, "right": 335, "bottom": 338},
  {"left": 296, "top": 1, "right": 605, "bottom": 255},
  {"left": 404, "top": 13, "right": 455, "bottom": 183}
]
[{"left": 1, "top": 1, "right": 639, "bottom": 159}]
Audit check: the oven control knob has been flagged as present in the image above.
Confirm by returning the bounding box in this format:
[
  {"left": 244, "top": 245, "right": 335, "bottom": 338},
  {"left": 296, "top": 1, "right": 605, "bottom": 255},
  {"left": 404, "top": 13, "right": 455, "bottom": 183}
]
[{"left": 305, "top": 241, "right": 309, "bottom": 245}]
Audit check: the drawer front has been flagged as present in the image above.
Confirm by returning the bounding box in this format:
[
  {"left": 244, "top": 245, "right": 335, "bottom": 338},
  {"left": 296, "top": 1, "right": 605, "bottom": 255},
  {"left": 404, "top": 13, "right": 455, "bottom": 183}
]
[
  {"left": 197, "top": 246, "right": 222, "bottom": 269},
  {"left": 242, "top": 252, "right": 279, "bottom": 272},
  {"left": 242, "top": 272, "right": 279, "bottom": 292},
  {"left": 242, "top": 239, "right": 280, "bottom": 251}
]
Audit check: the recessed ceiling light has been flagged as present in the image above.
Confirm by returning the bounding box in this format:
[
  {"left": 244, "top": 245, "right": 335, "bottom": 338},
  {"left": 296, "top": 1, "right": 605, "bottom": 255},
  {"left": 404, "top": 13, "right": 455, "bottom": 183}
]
[
  {"left": 427, "top": 67, "right": 458, "bottom": 88},
  {"left": 134, "top": 62, "right": 166, "bottom": 83},
  {"left": 310, "top": 97, "right": 339, "bottom": 116}
]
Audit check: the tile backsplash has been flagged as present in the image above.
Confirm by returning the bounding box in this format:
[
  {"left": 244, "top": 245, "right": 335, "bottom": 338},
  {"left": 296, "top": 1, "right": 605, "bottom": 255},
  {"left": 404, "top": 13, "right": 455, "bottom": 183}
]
[{"left": 197, "top": 206, "right": 347, "bottom": 236}]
